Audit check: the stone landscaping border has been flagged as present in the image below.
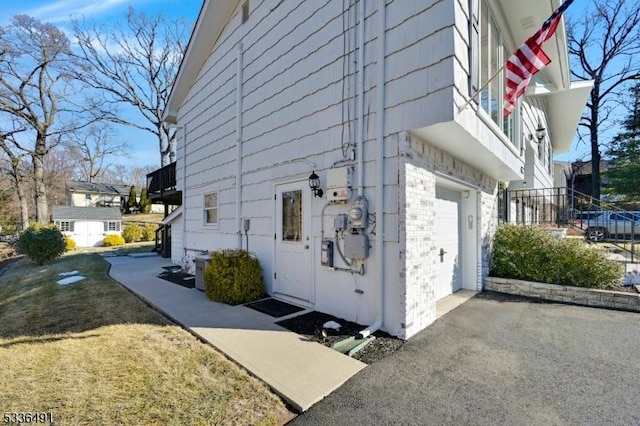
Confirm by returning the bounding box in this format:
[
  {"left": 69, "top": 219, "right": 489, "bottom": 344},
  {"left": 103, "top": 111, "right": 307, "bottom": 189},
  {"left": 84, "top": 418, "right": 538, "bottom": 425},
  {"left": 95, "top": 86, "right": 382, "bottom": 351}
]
[{"left": 485, "top": 277, "right": 640, "bottom": 312}]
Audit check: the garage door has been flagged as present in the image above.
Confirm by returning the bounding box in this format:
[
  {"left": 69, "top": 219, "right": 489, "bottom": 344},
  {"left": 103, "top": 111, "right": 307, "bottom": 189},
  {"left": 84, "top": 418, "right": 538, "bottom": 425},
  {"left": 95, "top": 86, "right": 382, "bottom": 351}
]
[{"left": 434, "top": 187, "right": 462, "bottom": 300}]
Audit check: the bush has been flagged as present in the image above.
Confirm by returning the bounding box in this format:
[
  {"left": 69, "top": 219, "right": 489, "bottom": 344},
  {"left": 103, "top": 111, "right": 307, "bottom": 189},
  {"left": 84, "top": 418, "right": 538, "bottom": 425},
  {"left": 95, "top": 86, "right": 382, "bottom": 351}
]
[
  {"left": 17, "top": 224, "right": 66, "bottom": 265},
  {"left": 141, "top": 224, "right": 157, "bottom": 242},
  {"left": 64, "top": 236, "right": 77, "bottom": 252},
  {"left": 103, "top": 234, "right": 125, "bottom": 247},
  {"left": 122, "top": 224, "right": 143, "bottom": 243},
  {"left": 491, "top": 225, "right": 622, "bottom": 289},
  {"left": 204, "top": 249, "right": 266, "bottom": 305}
]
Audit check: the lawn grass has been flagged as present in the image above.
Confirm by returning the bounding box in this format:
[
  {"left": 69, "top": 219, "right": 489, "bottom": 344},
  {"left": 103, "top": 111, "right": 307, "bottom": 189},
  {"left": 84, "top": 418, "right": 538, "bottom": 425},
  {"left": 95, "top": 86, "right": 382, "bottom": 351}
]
[{"left": 0, "top": 253, "right": 293, "bottom": 425}]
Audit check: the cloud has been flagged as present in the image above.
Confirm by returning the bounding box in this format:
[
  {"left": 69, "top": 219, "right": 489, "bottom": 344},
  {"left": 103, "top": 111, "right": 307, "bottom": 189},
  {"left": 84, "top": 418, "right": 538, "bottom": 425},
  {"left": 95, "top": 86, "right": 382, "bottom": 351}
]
[{"left": 24, "top": 0, "right": 142, "bottom": 23}]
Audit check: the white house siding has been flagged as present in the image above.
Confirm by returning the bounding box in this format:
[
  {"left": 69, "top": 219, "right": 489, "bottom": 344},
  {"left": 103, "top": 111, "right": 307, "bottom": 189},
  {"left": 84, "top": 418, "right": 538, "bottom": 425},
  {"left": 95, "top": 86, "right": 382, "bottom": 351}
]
[{"left": 170, "top": 214, "right": 184, "bottom": 266}]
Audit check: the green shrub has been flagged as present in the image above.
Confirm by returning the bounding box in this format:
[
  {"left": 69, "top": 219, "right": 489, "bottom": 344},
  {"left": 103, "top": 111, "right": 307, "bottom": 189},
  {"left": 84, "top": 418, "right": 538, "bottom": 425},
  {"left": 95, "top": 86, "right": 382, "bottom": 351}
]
[
  {"left": 64, "top": 236, "right": 77, "bottom": 252},
  {"left": 103, "top": 234, "right": 125, "bottom": 247},
  {"left": 204, "top": 249, "right": 266, "bottom": 305},
  {"left": 141, "top": 224, "right": 157, "bottom": 242},
  {"left": 491, "top": 225, "right": 622, "bottom": 289},
  {"left": 122, "top": 224, "right": 143, "bottom": 243},
  {"left": 17, "top": 224, "right": 66, "bottom": 265}
]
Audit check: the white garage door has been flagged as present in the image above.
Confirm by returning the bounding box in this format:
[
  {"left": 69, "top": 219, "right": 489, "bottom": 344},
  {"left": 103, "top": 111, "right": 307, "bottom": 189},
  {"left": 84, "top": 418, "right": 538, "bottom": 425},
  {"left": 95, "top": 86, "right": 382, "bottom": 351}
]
[{"left": 434, "top": 187, "right": 462, "bottom": 300}]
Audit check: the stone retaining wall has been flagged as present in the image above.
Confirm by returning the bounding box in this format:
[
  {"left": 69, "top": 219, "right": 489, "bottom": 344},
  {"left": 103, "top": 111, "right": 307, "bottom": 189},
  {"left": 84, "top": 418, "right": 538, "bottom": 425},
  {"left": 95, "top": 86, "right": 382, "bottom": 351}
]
[{"left": 485, "top": 277, "right": 640, "bottom": 312}]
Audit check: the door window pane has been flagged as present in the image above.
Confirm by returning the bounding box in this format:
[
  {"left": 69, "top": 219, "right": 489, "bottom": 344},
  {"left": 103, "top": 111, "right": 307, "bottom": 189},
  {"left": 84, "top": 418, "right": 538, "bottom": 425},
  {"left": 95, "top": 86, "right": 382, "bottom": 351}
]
[{"left": 282, "top": 190, "right": 302, "bottom": 242}]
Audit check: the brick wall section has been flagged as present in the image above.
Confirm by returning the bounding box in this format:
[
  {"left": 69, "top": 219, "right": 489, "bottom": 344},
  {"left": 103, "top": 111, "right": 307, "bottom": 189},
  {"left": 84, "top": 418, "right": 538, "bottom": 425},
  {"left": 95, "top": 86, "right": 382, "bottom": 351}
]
[
  {"left": 398, "top": 132, "right": 499, "bottom": 338},
  {"left": 485, "top": 277, "right": 640, "bottom": 312}
]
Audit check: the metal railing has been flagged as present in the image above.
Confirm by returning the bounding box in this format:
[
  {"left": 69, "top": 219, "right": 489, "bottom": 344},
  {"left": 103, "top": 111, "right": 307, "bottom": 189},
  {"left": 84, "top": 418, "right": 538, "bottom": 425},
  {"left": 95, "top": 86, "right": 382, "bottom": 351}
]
[
  {"left": 146, "top": 162, "right": 181, "bottom": 204},
  {"left": 500, "top": 186, "right": 639, "bottom": 263}
]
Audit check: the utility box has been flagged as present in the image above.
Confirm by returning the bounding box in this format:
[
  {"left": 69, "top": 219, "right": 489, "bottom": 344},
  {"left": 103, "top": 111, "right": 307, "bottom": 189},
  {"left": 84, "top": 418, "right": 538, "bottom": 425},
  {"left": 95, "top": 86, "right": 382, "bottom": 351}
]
[
  {"left": 344, "top": 233, "right": 369, "bottom": 260},
  {"left": 194, "top": 256, "right": 210, "bottom": 291},
  {"left": 326, "top": 167, "right": 352, "bottom": 202}
]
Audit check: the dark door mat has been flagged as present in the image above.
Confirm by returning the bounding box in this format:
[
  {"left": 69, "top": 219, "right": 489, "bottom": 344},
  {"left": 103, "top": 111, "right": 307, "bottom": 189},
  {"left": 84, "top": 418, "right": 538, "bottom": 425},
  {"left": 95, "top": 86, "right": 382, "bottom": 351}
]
[
  {"left": 245, "top": 298, "right": 305, "bottom": 318},
  {"left": 157, "top": 271, "right": 195, "bottom": 289}
]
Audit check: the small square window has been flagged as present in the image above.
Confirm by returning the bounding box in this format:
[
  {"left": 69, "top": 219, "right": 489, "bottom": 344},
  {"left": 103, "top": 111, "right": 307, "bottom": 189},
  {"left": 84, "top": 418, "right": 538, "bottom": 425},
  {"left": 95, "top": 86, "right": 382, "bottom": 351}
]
[
  {"left": 56, "top": 220, "right": 71, "bottom": 232},
  {"left": 204, "top": 192, "right": 219, "bottom": 226},
  {"left": 241, "top": 1, "right": 250, "bottom": 24}
]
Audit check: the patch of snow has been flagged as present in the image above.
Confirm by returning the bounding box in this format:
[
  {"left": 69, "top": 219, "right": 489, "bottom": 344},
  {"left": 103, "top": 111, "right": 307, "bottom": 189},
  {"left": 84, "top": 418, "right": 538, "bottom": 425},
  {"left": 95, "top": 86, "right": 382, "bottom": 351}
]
[
  {"left": 58, "top": 270, "right": 79, "bottom": 276},
  {"left": 56, "top": 276, "right": 86, "bottom": 285}
]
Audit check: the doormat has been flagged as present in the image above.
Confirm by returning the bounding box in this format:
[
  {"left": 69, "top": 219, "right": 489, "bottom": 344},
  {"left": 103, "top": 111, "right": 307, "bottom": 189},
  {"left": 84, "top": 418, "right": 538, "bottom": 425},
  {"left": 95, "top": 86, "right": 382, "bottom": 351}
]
[
  {"left": 245, "top": 298, "right": 304, "bottom": 318},
  {"left": 157, "top": 271, "right": 195, "bottom": 289}
]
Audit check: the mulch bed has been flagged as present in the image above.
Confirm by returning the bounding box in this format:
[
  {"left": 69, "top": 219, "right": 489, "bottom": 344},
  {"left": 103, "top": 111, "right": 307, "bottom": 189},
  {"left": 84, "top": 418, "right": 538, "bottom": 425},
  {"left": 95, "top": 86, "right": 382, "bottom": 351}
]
[
  {"left": 277, "top": 311, "right": 404, "bottom": 364},
  {"left": 157, "top": 270, "right": 196, "bottom": 289}
]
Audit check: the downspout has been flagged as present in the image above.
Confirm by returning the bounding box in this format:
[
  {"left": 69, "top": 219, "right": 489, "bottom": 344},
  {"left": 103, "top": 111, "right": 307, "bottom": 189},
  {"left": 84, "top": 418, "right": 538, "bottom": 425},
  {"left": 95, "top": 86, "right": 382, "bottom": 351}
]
[
  {"left": 236, "top": 43, "right": 244, "bottom": 249},
  {"left": 182, "top": 124, "right": 188, "bottom": 262},
  {"left": 357, "top": 0, "right": 366, "bottom": 196},
  {"left": 358, "top": 0, "right": 385, "bottom": 339}
]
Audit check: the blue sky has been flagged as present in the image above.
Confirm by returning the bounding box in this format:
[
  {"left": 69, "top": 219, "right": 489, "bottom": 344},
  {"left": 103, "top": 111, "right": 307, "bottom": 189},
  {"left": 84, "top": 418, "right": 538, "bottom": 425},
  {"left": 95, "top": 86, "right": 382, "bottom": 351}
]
[
  {"left": 1, "top": 0, "right": 619, "bottom": 169},
  {"left": 2, "top": 1, "right": 203, "bottom": 170}
]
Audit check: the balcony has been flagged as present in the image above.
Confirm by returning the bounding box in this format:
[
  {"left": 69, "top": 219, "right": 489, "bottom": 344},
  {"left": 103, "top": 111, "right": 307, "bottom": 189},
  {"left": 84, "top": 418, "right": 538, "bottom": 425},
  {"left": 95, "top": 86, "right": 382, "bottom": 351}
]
[{"left": 147, "top": 162, "right": 182, "bottom": 205}]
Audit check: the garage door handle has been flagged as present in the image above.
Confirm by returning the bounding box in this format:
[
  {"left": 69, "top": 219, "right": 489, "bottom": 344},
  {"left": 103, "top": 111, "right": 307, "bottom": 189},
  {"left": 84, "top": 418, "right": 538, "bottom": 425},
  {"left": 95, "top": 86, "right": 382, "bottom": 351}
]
[{"left": 439, "top": 248, "right": 447, "bottom": 262}]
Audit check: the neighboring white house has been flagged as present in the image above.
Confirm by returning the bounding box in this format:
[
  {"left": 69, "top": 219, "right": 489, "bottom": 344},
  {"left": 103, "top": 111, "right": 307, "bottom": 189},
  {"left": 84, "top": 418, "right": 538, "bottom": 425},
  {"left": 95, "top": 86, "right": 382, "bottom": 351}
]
[
  {"left": 67, "top": 181, "right": 131, "bottom": 209},
  {"left": 67, "top": 181, "right": 164, "bottom": 214},
  {"left": 52, "top": 206, "right": 122, "bottom": 247},
  {"left": 163, "top": 0, "right": 591, "bottom": 339}
]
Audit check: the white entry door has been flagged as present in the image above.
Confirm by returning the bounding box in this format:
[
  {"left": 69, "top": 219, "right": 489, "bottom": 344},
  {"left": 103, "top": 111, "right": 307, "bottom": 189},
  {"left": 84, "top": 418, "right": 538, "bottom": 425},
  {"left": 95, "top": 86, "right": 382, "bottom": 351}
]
[
  {"left": 434, "top": 187, "right": 462, "bottom": 300},
  {"left": 274, "top": 182, "right": 312, "bottom": 302}
]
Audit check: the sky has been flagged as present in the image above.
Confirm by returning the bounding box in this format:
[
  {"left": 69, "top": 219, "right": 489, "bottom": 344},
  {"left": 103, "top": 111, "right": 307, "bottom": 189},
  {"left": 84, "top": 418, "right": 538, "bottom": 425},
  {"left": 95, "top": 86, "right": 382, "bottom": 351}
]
[
  {"left": 0, "top": 0, "right": 625, "bottom": 170},
  {"left": 1, "top": 1, "right": 204, "bottom": 171}
]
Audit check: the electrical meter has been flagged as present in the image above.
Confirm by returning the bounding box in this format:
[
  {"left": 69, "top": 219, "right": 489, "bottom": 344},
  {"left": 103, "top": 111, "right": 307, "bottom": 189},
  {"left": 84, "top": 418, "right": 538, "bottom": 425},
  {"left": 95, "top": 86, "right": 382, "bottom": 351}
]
[{"left": 349, "top": 196, "right": 368, "bottom": 229}]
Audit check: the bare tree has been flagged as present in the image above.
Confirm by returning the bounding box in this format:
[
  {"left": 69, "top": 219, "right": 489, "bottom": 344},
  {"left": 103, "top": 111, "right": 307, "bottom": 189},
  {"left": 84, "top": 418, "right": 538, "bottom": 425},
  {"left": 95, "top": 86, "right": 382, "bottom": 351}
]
[
  {"left": 0, "top": 132, "right": 29, "bottom": 230},
  {"left": 0, "top": 15, "right": 96, "bottom": 223},
  {"left": 66, "top": 124, "right": 129, "bottom": 182},
  {"left": 73, "top": 8, "right": 189, "bottom": 167},
  {"left": 567, "top": 0, "right": 640, "bottom": 200}
]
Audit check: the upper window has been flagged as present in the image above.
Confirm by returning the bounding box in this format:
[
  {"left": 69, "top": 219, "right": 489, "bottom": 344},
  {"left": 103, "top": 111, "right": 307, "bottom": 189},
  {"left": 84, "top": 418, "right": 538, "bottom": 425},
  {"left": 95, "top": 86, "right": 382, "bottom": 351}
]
[
  {"left": 479, "top": 1, "right": 516, "bottom": 144},
  {"left": 204, "top": 192, "right": 219, "bottom": 226}
]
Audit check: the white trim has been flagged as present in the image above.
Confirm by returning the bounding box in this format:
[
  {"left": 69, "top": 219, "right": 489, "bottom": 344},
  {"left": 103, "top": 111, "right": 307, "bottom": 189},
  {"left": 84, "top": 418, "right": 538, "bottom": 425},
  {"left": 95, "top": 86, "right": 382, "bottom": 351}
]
[{"left": 203, "top": 191, "right": 219, "bottom": 228}]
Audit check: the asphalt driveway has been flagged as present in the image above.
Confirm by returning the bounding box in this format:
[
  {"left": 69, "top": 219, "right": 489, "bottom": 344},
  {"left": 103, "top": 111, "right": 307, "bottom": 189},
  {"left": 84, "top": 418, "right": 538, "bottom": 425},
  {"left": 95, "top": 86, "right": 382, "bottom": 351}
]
[{"left": 291, "top": 292, "right": 640, "bottom": 425}]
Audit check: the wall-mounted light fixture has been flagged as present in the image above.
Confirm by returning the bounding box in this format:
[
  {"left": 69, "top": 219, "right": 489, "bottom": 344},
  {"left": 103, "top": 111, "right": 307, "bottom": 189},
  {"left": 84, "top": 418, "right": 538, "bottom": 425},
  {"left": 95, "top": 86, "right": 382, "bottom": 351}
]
[
  {"left": 535, "top": 122, "right": 546, "bottom": 144},
  {"left": 308, "top": 171, "right": 323, "bottom": 198}
]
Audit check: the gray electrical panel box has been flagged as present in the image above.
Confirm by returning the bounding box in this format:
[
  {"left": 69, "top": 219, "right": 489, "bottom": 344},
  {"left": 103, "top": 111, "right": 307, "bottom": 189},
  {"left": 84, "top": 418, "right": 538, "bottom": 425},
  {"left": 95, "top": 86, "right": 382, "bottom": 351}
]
[
  {"left": 194, "top": 256, "right": 210, "bottom": 291},
  {"left": 334, "top": 214, "right": 349, "bottom": 231},
  {"left": 344, "top": 233, "right": 369, "bottom": 260}
]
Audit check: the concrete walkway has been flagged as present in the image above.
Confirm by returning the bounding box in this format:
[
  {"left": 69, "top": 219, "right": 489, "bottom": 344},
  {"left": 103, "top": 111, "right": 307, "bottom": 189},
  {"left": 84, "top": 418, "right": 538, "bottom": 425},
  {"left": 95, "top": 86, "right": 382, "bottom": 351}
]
[{"left": 106, "top": 255, "right": 365, "bottom": 412}]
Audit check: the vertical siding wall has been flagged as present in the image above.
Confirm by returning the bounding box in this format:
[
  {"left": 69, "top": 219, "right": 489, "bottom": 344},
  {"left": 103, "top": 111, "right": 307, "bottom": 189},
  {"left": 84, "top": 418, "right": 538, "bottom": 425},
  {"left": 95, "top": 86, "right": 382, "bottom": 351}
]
[{"left": 399, "top": 132, "right": 497, "bottom": 338}]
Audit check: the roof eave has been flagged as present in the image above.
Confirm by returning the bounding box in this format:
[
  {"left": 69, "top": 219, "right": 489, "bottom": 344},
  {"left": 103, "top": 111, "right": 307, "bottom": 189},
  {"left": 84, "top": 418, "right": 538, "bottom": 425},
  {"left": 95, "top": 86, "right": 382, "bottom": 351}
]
[
  {"left": 164, "top": 0, "right": 237, "bottom": 124},
  {"left": 527, "top": 79, "right": 594, "bottom": 154}
]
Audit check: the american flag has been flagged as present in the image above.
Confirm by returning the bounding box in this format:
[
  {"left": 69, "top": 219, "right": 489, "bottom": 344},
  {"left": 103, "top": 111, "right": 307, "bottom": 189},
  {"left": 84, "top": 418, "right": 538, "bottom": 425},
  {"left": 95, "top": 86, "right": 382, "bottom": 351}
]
[{"left": 503, "top": 0, "right": 575, "bottom": 116}]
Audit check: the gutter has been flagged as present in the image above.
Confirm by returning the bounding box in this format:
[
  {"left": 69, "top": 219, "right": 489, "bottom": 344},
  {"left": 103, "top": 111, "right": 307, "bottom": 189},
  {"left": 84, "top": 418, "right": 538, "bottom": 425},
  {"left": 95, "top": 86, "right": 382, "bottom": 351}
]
[
  {"left": 358, "top": 0, "right": 386, "bottom": 339},
  {"left": 236, "top": 43, "right": 244, "bottom": 249}
]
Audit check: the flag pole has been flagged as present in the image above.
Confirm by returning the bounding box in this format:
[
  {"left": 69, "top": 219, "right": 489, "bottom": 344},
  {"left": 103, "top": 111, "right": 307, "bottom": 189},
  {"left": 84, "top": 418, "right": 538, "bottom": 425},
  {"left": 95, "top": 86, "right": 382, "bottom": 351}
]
[{"left": 458, "top": 62, "right": 507, "bottom": 112}]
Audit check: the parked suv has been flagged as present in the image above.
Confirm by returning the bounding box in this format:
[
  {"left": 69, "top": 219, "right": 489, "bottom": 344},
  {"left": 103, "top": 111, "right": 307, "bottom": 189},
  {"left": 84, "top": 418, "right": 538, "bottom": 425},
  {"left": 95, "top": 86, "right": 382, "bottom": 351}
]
[{"left": 575, "top": 210, "right": 640, "bottom": 242}]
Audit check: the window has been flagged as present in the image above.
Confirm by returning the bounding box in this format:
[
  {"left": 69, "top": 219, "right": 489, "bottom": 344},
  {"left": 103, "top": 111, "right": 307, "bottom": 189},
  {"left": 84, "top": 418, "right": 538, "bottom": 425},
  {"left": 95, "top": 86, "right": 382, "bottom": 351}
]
[
  {"left": 204, "top": 192, "right": 219, "bottom": 226},
  {"left": 55, "top": 220, "right": 73, "bottom": 232},
  {"left": 479, "top": 1, "right": 518, "bottom": 144},
  {"left": 104, "top": 221, "right": 120, "bottom": 232},
  {"left": 241, "top": 1, "right": 249, "bottom": 24},
  {"left": 281, "top": 190, "right": 302, "bottom": 242}
]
